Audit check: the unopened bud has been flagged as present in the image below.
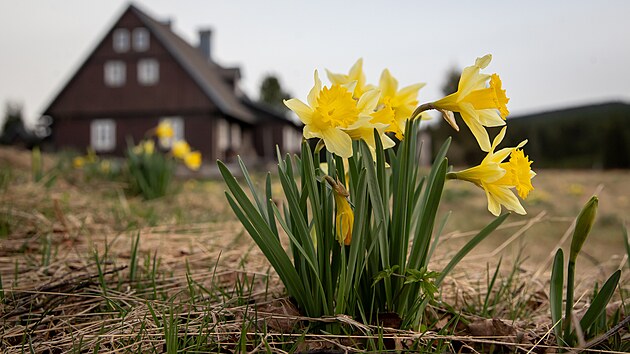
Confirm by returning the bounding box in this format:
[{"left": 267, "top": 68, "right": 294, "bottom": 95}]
[{"left": 569, "top": 196, "right": 598, "bottom": 262}]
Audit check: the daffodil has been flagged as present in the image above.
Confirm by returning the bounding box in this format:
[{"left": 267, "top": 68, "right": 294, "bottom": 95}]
[
  {"left": 73, "top": 156, "right": 85, "bottom": 169},
  {"left": 432, "top": 54, "right": 509, "bottom": 152},
  {"left": 142, "top": 140, "right": 155, "bottom": 155},
  {"left": 284, "top": 71, "right": 385, "bottom": 158},
  {"left": 184, "top": 151, "right": 202, "bottom": 171},
  {"left": 172, "top": 140, "right": 191, "bottom": 159},
  {"left": 326, "top": 58, "right": 371, "bottom": 98},
  {"left": 133, "top": 139, "right": 155, "bottom": 155},
  {"left": 155, "top": 121, "right": 174, "bottom": 139},
  {"left": 448, "top": 127, "right": 535, "bottom": 216},
  {"left": 370, "top": 69, "right": 426, "bottom": 139}
]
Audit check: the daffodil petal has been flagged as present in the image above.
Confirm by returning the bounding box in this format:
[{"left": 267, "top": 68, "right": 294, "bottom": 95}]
[
  {"left": 478, "top": 109, "right": 506, "bottom": 127},
  {"left": 475, "top": 54, "right": 492, "bottom": 69},
  {"left": 396, "top": 83, "right": 425, "bottom": 102},
  {"left": 379, "top": 69, "right": 397, "bottom": 98},
  {"left": 460, "top": 103, "right": 491, "bottom": 152},
  {"left": 321, "top": 128, "right": 353, "bottom": 158},
  {"left": 284, "top": 98, "right": 313, "bottom": 124},
  {"left": 307, "top": 70, "right": 322, "bottom": 107},
  {"left": 303, "top": 124, "right": 321, "bottom": 140},
  {"left": 357, "top": 89, "right": 380, "bottom": 113},
  {"left": 486, "top": 184, "right": 527, "bottom": 215}
]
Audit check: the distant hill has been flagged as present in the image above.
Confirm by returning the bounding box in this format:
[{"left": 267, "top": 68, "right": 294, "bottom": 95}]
[{"left": 503, "top": 102, "right": 630, "bottom": 169}]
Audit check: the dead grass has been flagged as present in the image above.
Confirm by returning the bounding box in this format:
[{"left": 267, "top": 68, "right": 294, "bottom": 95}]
[{"left": 1, "top": 146, "right": 629, "bottom": 352}]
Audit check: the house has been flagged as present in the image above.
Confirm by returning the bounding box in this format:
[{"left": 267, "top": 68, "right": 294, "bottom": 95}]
[{"left": 43, "top": 4, "right": 302, "bottom": 163}]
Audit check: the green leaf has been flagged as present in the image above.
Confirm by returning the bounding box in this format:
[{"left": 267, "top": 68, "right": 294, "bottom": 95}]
[
  {"left": 579, "top": 269, "right": 621, "bottom": 332},
  {"left": 550, "top": 248, "right": 564, "bottom": 346}
]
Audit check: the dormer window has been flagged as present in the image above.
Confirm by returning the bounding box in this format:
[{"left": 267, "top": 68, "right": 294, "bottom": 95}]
[
  {"left": 112, "top": 29, "right": 129, "bottom": 53},
  {"left": 132, "top": 28, "right": 150, "bottom": 51},
  {"left": 104, "top": 60, "right": 126, "bottom": 87},
  {"left": 138, "top": 59, "right": 159, "bottom": 85}
]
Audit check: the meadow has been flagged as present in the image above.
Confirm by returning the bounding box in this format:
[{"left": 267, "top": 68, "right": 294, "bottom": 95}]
[{"left": 1, "top": 146, "right": 629, "bottom": 352}]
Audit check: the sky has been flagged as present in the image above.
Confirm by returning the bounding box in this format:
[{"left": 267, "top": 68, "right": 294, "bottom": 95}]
[{"left": 1, "top": 0, "right": 629, "bottom": 127}]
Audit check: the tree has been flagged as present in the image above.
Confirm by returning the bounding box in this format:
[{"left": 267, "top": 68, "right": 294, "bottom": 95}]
[
  {"left": 259, "top": 74, "right": 291, "bottom": 112},
  {"left": 0, "top": 101, "right": 28, "bottom": 145}
]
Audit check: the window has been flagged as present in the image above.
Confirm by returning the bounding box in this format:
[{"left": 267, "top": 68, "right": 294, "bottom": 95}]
[
  {"left": 104, "top": 61, "right": 126, "bottom": 87},
  {"left": 217, "top": 119, "right": 229, "bottom": 150},
  {"left": 159, "top": 117, "right": 183, "bottom": 147},
  {"left": 90, "top": 119, "right": 116, "bottom": 152},
  {"left": 283, "top": 126, "right": 300, "bottom": 152},
  {"left": 113, "top": 29, "right": 129, "bottom": 52},
  {"left": 138, "top": 59, "right": 159, "bottom": 85},
  {"left": 231, "top": 124, "right": 241, "bottom": 149},
  {"left": 132, "top": 28, "right": 149, "bottom": 52}
]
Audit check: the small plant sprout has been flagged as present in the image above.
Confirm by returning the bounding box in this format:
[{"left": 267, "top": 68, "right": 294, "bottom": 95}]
[{"left": 126, "top": 122, "right": 202, "bottom": 199}]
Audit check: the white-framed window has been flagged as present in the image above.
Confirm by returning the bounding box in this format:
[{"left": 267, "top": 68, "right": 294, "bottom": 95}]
[
  {"left": 217, "top": 119, "right": 229, "bottom": 150},
  {"left": 231, "top": 123, "right": 241, "bottom": 149},
  {"left": 159, "top": 117, "right": 184, "bottom": 147},
  {"left": 137, "top": 58, "right": 159, "bottom": 85},
  {"left": 283, "top": 126, "right": 301, "bottom": 152},
  {"left": 132, "top": 28, "right": 150, "bottom": 52},
  {"left": 90, "top": 119, "right": 116, "bottom": 152},
  {"left": 112, "top": 28, "right": 129, "bottom": 53},
  {"left": 104, "top": 60, "right": 126, "bottom": 87}
]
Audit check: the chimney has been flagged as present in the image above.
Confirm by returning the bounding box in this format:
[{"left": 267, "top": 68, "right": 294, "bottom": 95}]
[
  {"left": 161, "top": 18, "right": 173, "bottom": 29},
  {"left": 198, "top": 29, "right": 212, "bottom": 61}
]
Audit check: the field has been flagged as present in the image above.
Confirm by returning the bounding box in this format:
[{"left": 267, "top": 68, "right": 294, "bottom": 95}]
[{"left": 1, "top": 146, "right": 629, "bottom": 352}]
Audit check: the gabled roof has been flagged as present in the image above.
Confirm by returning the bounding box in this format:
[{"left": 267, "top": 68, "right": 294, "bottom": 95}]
[{"left": 129, "top": 5, "right": 255, "bottom": 123}]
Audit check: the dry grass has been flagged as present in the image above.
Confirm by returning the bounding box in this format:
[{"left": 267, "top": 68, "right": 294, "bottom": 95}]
[{"left": 1, "top": 146, "right": 629, "bottom": 352}]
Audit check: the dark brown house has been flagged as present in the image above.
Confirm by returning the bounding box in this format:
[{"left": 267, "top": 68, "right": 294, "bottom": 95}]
[{"left": 43, "top": 4, "right": 301, "bottom": 162}]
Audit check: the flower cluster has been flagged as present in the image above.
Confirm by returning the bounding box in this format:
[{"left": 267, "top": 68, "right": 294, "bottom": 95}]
[
  {"left": 285, "top": 55, "right": 534, "bottom": 216},
  {"left": 135, "top": 121, "right": 202, "bottom": 171},
  {"left": 284, "top": 59, "right": 427, "bottom": 158},
  {"left": 432, "top": 55, "right": 534, "bottom": 216}
]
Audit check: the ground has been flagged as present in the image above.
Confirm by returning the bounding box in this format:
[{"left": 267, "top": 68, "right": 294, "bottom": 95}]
[{"left": 0, "top": 146, "right": 628, "bottom": 352}]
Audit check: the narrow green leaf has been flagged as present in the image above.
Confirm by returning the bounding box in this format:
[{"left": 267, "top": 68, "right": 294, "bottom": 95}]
[
  {"left": 579, "top": 269, "right": 621, "bottom": 332},
  {"left": 550, "top": 248, "right": 564, "bottom": 346}
]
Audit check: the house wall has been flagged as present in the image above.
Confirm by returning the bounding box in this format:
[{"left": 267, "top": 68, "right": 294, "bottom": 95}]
[
  {"left": 48, "top": 10, "right": 215, "bottom": 117},
  {"left": 53, "top": 114, "right": 218, "bottom": 158}
]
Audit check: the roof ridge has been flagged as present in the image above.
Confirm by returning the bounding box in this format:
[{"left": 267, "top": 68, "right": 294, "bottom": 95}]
[{"left": 130, "top": 5, "right": 255, "bottom": 123}]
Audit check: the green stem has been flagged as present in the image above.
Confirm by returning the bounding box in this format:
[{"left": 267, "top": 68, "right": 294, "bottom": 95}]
[{"left": 563, "top": 259, "right": 576, "bottom": 342}]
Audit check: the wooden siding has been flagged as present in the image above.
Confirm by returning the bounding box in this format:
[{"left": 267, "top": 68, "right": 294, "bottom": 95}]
[{"left": 47, "top": 9, "right": 215, "bottom": 118}]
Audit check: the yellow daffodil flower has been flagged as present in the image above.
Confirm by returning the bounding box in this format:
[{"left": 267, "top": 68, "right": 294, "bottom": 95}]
[
  {"left": 73, "top": 156, "right": 85, "bottom": 169},
  {"left": 155, "top": 121, "right": 174, "bottom": 139},
  {"left": 284, "top": 71, "right": 385, "bottom": 158},
  {"left": 448, "top": 127, "right": 535, "bottom": 216},
  {"left": 432, "top": 54, "right": 509, "bottom": 152},
  {"left": 133, "top": 140, "right": 154, "bottom": 155},
  {"left": 172, "top": 140, "right": 191, "bottom": 159},
  {"left": 326, "top": 58, "right": 371, "bottom": 98},
  {"left": 371, "top": 69, "right": 426, "bottom": 139},
  {"left": 183, "top": 151, "right": 202, "bottom": 171},
  {"left": 142, "top": 140, "right": 155, "bottom": 155}
]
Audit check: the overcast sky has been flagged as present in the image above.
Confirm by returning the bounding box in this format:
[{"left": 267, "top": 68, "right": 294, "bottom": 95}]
[{"left": 1, "top": 0, "right": 629, "bottom": 126}]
